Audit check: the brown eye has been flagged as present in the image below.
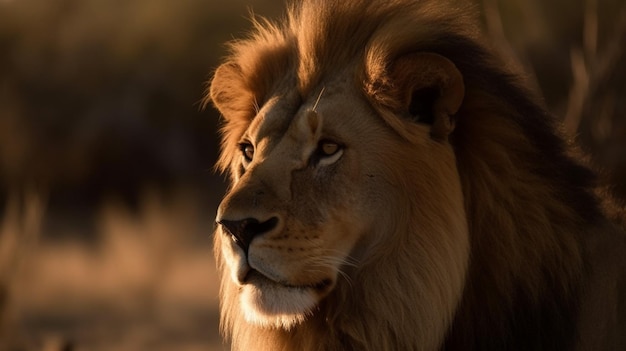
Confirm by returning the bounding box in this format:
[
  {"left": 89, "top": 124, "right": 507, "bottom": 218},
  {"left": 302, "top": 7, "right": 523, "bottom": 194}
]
[
  {"left": 240, "top": 143, "right": 254, "bottom": 163},
  {"left": 320, "top": 141, "right": 340, "bottom": 156},
  {"left": 315, "top": 140, "right": 344, "bottom": 167}
]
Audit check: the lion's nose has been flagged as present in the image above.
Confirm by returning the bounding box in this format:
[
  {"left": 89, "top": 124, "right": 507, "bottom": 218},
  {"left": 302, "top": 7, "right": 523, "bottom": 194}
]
[{"left": 218, "top": 217, "right": 279, "bottom": 253}]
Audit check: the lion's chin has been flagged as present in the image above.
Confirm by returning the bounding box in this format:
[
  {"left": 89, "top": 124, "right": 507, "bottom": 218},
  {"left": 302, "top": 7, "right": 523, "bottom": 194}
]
[{"left": 239, "top": 270, "right": 326, "bottom": 330}]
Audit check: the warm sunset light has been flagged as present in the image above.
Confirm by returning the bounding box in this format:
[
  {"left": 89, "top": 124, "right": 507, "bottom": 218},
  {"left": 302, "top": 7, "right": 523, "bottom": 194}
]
[{"left": 0, "top": 0, "right": 624, "bottom": 350}]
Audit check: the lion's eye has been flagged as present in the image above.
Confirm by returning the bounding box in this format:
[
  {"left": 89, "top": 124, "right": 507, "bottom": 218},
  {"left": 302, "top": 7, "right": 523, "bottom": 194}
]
[
  {"left": 320, "top": 141, "right": 340, "bottom": 156},
  {"left": 240, "top": 143, "right": 254, "bottom": 164},
  {"left": 316, "top": 140, "right": 343, "bottom": 166}
]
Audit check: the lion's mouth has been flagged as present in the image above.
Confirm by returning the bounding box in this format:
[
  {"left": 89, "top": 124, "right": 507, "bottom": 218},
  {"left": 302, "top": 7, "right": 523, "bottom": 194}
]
[{"left": 243, "top": 269, "right": 333, "bottom": 292}]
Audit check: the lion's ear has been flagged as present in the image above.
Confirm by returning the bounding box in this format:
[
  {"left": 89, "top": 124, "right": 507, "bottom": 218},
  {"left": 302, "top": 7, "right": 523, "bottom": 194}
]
[
  {"left": 209, "top": 62, "right": 254, "bottom": 120},
  {"left": 388, "top": 53, "right": 464, "bottom": 140}
]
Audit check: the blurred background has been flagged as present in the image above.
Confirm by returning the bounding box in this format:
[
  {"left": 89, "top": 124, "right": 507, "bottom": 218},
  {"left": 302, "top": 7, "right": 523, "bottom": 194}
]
[{"left": 0, "top": 0, "right": 624, "bottom": 350}]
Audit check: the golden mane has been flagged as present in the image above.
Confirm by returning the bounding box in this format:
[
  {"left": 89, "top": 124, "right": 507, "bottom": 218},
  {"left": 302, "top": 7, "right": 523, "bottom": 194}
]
[
  {"left": 208, "top": 0, "right": 626, "bottom": 350},
  {"left": 209, "top": 0, "right": 477, "bottom": 174}
]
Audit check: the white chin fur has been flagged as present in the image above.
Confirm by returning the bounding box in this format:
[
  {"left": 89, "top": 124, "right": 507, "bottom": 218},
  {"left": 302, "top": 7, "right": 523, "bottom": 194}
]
[{"left": 240, "top": 280, "right": 318, "bottom": 330}]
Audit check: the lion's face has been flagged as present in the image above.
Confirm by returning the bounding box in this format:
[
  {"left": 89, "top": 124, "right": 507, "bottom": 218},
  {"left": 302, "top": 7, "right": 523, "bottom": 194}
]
[{"left": 214, "top": 63, "right": 469, "bottom": 331}]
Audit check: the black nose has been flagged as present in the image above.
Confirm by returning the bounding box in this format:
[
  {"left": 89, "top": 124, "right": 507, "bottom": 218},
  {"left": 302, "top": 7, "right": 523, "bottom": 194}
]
[{"left": 218, "top": 217, "right": 279, "bottom": 253}]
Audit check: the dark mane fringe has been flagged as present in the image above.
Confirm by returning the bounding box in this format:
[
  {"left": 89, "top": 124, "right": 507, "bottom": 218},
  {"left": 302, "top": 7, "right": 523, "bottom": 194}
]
[
  {"left": 421, "top": 35, "right": 603, "bottom": 349},
  {"left": 436, "top": 33, "right": 601, "bottom": 218}
]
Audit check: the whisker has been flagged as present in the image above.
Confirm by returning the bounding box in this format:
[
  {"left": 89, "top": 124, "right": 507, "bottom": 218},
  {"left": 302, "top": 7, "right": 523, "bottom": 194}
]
[
  {"left": 312, "top": 86, "right": 325, "bottom": 111},
  {"left": 305, "top": 253, "right": 356, "bottom": 288},
  {"left": 253, "top": 97, "right": 260, "bottom": 114}
]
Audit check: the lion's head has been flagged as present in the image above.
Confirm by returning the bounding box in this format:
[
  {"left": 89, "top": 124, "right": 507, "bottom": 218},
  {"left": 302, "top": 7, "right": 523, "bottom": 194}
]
[
  {"left": 213, "top": 49, "right": 468, "bottom": 328},
  {"left": 207, "top": 1, "right": 626, "bottom": 350}
]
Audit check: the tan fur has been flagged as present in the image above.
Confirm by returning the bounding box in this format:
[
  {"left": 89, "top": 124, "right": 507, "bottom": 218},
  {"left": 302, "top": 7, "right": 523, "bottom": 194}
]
[{"left": 207, "top": 1, "right": 626, "bottom": 350}]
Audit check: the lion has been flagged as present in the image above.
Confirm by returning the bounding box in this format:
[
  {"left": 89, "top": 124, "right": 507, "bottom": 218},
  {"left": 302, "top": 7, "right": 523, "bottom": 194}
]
[{"left": 206, "top": 0, "right": 626, "bottom": 350}]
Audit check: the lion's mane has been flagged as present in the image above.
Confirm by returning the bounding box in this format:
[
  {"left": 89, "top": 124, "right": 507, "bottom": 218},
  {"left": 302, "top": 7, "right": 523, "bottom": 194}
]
[{"left": 208, "top": 1, "right": 626, "bottom": 350}]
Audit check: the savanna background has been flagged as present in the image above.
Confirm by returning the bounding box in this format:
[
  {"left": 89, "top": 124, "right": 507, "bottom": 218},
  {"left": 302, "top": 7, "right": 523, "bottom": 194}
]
[{"left": 0, "top": 0, "right": 624, "bottom": 350}]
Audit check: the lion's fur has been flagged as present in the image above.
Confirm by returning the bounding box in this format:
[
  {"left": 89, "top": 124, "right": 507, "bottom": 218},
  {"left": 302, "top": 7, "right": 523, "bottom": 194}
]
[{"left": 208, "top": 0, "right": 626, "bottom": 350}]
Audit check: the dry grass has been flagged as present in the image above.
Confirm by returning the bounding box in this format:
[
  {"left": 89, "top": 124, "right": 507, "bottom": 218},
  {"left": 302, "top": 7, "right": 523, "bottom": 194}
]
[{"left": 0, "top": 188, "right": 222, "bottom": 351}]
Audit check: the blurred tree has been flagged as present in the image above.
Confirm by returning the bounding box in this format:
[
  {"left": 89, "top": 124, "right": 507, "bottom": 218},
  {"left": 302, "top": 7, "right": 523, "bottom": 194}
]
[{"left": 0, "top": 0, "right": 281, "bottom": 237}]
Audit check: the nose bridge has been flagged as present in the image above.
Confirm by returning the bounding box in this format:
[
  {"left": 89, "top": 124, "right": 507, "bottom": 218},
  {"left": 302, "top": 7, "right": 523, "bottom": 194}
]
[
  {"left": 218, "top": 109, "right": 319, "bottom": 222},
  {"left": 217, "top": 160, "right": 290, "bottom": 222}
]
